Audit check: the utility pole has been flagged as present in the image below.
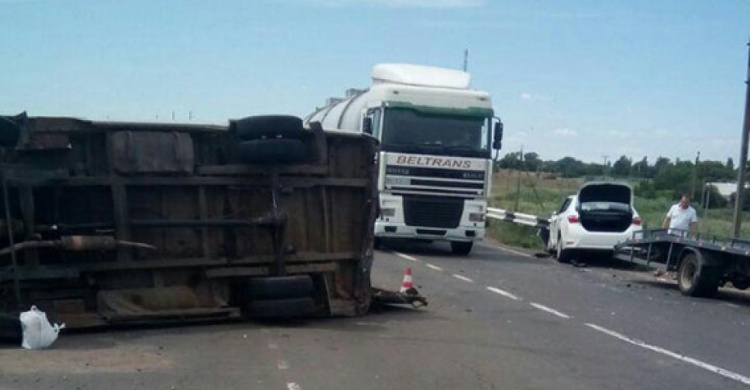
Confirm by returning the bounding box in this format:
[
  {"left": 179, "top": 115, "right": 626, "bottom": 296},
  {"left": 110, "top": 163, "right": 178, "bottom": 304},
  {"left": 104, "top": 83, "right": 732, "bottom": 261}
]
[
  {"left": 733, "top": 40, "right": 750, "bottom": 238},
  {"left": 602, "top": 155, "right": 609, "bottom": 178},
  {"left": 691, "top": 151, "right": 700, "bottom": 199},
  {"left": 514, "top": 146, "right": 523, "bottom": 211},
  {"left": 463, "top": 49, "right": 469, "bottom": 72}
]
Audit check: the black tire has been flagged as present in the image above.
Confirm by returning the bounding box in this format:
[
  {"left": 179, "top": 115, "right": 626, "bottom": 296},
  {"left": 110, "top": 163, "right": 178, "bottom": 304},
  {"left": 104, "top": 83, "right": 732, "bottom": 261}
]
[
  {"left": 451, "top": 241, "right": 473, "bottom": 256},
  {"left": 0, "top": 314, "right": 21, "bottom": 343},
  {"left": 677, "top": 252, "right": 721, "bottom": 297},
  {"left": 0, "top": 116, "right": 21, "bottom": 147},
  {"left": 373, "top": 237, "right": 382, "bottom": 250},
  {"left": 555, "top": 237, "right": 570, "bottom": 264},
  {"left": 232, "top": 115, "right": 303, "bottom": 140},
  {"left": 245, "top": 275, "right": 314, "bottom": 300},
  {"left": 731, "top": 277, "right": 750, "bottom": 291},
  {"left": 245, "top": 297, "right": 316, "bottom": 319},
  {"left": 237, "top": 139, "right": 308, "bottom": 164}
]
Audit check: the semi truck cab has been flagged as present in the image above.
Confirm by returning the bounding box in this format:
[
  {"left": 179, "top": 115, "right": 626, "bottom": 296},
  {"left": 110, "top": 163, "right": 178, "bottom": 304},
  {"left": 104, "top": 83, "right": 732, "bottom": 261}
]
[{"left": 306, "top": 63, "right": 503, "bottom": 255}]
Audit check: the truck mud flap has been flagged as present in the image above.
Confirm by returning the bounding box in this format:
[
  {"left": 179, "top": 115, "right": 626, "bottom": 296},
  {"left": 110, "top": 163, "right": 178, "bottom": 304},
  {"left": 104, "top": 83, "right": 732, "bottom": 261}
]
[{"left": 371, "top": 287, "right": 427, "bottom": 308}]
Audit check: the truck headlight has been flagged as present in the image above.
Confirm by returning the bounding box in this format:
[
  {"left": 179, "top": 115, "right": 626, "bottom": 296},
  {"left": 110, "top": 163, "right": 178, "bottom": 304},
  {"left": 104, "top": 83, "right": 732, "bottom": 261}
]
[{"left": 469, "top": 213, "right": 485, "bottom": 222}]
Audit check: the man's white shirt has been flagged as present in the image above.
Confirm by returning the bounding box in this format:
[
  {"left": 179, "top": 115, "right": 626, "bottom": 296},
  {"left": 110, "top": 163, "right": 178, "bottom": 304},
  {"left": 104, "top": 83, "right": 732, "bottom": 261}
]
[{"left": 666, "top": 204, "right": 697, "bottom": 236}]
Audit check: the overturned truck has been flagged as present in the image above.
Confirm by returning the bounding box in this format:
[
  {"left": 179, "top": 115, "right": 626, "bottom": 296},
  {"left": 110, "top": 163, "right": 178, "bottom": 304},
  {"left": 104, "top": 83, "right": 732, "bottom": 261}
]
[{"left": 0, "top": 113, "right": 384, "bottom": 329}]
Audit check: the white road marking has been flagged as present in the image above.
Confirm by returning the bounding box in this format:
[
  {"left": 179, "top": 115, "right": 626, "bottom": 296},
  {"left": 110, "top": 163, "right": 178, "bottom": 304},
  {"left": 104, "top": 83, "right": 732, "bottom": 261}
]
[
  {"left": 486, "top": 286, "right": 521, "bottom": 301},
  {"left": 585, "top": 323, "right": 750, "bottom": 386},
  {"left": 529, "top": 302, "right": 571, "bottom": 319},
  {"left": 452, "top": 274, "right": 474, "bottom": 283},
  {"left": 287, "top": 383, "right": 302, "bottom": 390},
  {"left": 268, "top": 343, "right": 279, "bottom": 350},
  {"left": 394, "top": 252, "right": 420, "bottom": 262},
  {"left": 425, "top": 263, "right": 444, "bottom": 272},
  {"left": 277, "top": 360, "right": 290, "bottom": 370}
]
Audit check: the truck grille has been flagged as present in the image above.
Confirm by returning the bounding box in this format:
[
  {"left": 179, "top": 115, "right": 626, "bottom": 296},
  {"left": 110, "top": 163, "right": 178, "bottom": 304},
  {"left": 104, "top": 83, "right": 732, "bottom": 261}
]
[{"left": 403, "top": 196, "right": 464, "bottom": 229}]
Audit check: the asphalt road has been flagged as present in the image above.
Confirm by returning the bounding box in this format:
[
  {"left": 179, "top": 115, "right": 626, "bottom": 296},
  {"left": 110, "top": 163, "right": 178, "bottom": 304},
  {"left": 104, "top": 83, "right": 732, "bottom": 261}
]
[{"left": 2, "top": 241, "right": 750, "bottom": 390}]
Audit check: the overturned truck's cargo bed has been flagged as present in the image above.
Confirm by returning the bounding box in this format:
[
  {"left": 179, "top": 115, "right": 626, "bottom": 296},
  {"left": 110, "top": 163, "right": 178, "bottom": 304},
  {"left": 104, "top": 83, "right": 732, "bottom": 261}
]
[{"left": 0, "top": 113, "right": 379, "bottom": 328}]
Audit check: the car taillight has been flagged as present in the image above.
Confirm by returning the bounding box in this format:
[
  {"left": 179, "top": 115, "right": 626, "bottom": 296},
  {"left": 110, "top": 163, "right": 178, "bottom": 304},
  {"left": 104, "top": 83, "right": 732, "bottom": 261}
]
[
  {"left": 567, "top": 215, "right": 579, "bottom": 224},
  {"left": 632, "top": 216, "right": 642, "bottom": 226}
]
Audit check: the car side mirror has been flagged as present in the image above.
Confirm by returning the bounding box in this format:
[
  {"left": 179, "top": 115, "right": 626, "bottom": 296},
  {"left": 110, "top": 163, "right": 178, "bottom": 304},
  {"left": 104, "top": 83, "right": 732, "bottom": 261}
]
[
  {"left": 362, "top": 117, "right": 373, "bottom": 135},
  {"left": 492, "top": 121, "right": 503, "bottom": 150}
]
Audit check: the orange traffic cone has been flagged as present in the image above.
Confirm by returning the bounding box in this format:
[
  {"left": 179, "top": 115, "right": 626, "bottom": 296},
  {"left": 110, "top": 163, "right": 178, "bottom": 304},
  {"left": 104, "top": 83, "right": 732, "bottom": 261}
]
[{"left": 399, "top": 267, "right": 414, "bottom": 293}]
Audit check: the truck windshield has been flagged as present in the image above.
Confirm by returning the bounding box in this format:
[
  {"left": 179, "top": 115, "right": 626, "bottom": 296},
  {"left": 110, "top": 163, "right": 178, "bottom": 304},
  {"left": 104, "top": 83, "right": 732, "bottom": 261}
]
[{"left": 381, "top": 108, "right": 491, "bottom": 158}]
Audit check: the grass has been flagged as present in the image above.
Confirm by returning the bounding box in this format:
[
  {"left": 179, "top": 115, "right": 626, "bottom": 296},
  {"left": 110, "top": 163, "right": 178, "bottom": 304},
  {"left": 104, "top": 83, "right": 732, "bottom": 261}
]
[{"left": 488, "top": 169, "right": 750, "bottom": 249}]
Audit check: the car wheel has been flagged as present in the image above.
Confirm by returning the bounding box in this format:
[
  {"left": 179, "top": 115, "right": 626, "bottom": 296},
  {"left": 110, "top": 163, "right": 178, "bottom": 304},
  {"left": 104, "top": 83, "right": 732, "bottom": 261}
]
[
  {"left": 677, "top": 252, "right": 721, "bottom": 297},
  {"left": 555, "top": 236, "right": 570, "bottom": 264}
]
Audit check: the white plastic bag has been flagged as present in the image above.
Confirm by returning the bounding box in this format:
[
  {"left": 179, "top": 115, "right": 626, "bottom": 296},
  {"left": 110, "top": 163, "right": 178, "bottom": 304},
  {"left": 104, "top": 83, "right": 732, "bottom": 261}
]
[{"left": 19, "top": 305, "right": 66, "bottom": 350}]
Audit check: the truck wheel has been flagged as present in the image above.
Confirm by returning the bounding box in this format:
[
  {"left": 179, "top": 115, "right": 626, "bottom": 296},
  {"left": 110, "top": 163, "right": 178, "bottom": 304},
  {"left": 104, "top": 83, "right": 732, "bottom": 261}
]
[
  {"left": 244, "top": 275, "right": 314, "bottom": 300},
  {"left": 231, "top": 115, "right": 303, "bottom": 140},
  {"left": 677, "top": 252, "right": 721, "bottom": 297},
  {"left": 451, "top": 241, "right": 473, "bottom": 256},
  {"left": 555, "top": 236, "right": 570, "bottom": 263},
  {"left": 237, "top": 139, "right": 308, "bottom": 164},
  {"left": 373, "top": 238, "right": 382, "bottom": 250},
  {"left": 245, "top": 297, "right": 316, "bottom": 319}
]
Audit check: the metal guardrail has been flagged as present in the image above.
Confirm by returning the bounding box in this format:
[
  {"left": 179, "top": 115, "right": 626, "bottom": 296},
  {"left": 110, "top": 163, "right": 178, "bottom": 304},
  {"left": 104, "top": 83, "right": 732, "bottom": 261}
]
[{"left": 486, "top": 207, "right": 550, "bottom": 229}]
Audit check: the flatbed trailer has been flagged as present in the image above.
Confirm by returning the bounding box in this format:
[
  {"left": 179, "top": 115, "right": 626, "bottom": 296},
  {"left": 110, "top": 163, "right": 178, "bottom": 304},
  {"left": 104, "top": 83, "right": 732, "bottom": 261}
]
[{"left": 614, "top": 228, "right": 750, "bottom": 297}]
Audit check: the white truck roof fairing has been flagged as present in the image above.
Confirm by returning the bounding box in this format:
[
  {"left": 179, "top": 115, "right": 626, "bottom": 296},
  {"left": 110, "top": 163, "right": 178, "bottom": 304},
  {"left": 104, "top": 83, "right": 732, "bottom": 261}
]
[
  {"left": 372, "top": 64, "right": 471, "bottom": 89},
  {"left": 304, "top": 63, "right": 493, "bottom": 132}
]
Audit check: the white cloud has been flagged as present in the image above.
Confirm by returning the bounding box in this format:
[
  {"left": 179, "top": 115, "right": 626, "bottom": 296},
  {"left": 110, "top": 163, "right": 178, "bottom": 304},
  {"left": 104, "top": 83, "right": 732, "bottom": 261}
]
[
  {"left": 552, "top": 128, "right": 578, "bottom": 137},
  {"left": 304, "top": 0, "right": 485, "bottom": 7}
]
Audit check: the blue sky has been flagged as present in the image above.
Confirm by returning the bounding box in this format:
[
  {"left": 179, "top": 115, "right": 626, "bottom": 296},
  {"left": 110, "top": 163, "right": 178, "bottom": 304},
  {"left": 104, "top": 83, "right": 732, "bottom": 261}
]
[{"left": 1, "top": 0, "right": 748, "bottom": 163}]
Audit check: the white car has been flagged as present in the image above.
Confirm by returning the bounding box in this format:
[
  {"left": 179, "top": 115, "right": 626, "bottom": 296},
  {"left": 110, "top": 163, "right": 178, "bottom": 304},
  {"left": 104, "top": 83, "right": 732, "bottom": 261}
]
[{"left": 546, "top": 182, "right": 643, "bottom": 263}]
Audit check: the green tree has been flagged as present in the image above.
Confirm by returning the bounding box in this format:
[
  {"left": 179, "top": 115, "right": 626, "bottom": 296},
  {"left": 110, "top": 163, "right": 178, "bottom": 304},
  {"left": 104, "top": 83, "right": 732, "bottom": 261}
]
[
  {"left": 497, "top": 152, "right": 522, "bottom": 170},
  {"left": 523, "top": 152, "right": 542, "bottom": 172},
  {"left": 654, "top": 157, "right": 671, "bottom": 175},
  {"left": 632, "top": 157, "right": 651, "bottom": 178},
  {"left": 611, "top": 155, "right": 632, "bottom": 177}
]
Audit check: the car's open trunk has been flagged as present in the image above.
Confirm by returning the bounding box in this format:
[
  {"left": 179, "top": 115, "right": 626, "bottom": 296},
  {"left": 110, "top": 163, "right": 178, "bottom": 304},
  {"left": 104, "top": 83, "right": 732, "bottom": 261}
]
[{"left": 577, "top": 183, "right": 633, "bottom": 233}]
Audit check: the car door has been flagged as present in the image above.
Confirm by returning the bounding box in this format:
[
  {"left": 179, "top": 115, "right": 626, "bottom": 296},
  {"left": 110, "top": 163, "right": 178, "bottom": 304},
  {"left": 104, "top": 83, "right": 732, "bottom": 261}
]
[{"left": 549, "top": 196, "right": 573, "bottom": 249}]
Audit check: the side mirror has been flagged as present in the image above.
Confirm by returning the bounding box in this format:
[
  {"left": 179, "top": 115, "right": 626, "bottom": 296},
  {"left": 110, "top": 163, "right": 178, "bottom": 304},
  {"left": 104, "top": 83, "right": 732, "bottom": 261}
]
[
  {"left": 492, "top": 120, "right": 503, "bottom": 150},
  {"left": 362, "top": 117, "right": 373, "bottom": 135}
]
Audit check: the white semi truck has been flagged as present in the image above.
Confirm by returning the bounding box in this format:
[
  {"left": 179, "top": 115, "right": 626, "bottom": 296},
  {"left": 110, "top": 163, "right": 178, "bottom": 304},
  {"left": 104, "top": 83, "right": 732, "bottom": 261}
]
[{"left": 305, "top": 63, "right": 503, "bottom": 255}]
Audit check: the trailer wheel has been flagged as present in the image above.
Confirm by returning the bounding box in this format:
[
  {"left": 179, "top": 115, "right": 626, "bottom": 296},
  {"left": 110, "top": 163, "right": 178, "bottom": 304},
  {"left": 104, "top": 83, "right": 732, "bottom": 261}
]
[
  {"left": 451, "top": 241, "right": 473, "bottom": 256},
  {"left": 244, "top": 297, "right": 316, "bottom": 319},
  {"left": 555, "top": 236, "right": 570, "bottom": 263},
  {"left": 237, "top": 139, "right": 308, "bottom": 164},
  {"left": 231, "top": 115, "right": 303, "bottom": 140},
  {"left": 244, "top": 275, "right": 314, "bottom": 300},
  {"left": 677, "top": 252, "right": 721, "bottom": 297}
]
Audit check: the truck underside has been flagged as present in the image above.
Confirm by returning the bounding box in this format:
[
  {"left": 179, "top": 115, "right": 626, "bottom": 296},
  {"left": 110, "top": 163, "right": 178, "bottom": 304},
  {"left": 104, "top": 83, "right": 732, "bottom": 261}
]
[{"left": 0, "top": 113, "right": 381, "bottom": 329}]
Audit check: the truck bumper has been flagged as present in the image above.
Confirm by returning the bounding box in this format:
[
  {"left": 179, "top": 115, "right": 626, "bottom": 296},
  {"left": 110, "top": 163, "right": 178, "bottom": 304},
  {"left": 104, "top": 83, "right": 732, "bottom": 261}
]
[{"left": 374, "top": 221, "right": 485, "bottom": 242}]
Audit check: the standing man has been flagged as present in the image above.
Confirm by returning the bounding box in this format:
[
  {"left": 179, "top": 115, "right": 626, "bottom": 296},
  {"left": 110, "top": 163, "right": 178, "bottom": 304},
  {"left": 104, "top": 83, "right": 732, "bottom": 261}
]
[{"left": 662, "top": 194, "right": 698, "bottom": 237}]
